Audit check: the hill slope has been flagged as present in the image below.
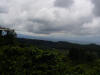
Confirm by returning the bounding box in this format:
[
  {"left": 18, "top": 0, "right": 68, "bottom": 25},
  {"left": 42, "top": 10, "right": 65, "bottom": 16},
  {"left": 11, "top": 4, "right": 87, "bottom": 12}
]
[{"left": 0, "top": 37, "right": 100, "bottom": 75}]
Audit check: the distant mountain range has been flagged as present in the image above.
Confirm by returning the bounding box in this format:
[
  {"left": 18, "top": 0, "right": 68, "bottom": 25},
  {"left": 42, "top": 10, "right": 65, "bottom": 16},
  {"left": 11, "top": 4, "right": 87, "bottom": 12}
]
[{"left": 17, "top": 34, "right": 100, "bottom": 45}]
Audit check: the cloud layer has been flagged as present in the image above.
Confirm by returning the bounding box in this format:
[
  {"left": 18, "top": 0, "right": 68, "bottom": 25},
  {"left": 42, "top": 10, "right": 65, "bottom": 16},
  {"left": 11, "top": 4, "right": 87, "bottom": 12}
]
[
  {"left": 54, "top": 0, "right": 74, "bottom": 8},
  {"left": 0, "top": 0, "right": 100, "bottom": 42}
]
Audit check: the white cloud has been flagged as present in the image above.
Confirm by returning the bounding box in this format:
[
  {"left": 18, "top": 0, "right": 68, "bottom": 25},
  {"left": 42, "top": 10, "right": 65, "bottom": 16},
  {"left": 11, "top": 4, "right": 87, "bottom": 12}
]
[{"left": 0, "top": 0, "right": 100, "bottom": 42}]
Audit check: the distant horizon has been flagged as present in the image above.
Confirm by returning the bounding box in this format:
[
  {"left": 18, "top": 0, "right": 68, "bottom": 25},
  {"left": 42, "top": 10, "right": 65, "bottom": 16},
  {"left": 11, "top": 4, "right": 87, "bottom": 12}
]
[{"left": 17, "top": 33, "right": 100, "bottom": 45}]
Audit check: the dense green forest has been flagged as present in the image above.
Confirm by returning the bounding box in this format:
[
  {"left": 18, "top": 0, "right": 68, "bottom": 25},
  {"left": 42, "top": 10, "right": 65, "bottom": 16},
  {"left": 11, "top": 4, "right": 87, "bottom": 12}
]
[{"left": 1, "top": 30, "right": 100, "bottom": 75}]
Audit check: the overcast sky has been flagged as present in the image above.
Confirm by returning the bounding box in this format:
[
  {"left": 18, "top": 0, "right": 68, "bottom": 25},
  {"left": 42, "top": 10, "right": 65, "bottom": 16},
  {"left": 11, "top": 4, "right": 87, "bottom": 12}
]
[{"left": 0, "top": 0, "right": 100, "bottom": 43}]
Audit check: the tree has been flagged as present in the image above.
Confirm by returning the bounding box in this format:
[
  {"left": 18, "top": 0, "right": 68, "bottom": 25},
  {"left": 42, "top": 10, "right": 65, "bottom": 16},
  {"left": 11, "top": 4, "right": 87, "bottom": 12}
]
[
  {"left": 4, "top": 29, "right": 17, "bottom": 45},
  {"left": 5, "top": 30, "right": 16, "bottom": 38}
]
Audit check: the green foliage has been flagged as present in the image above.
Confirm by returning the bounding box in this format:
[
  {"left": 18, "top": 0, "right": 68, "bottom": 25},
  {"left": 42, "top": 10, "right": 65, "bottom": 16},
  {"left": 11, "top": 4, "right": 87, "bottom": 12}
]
[
  {"left": 68, "top": 47, "right": 98, "bottom": 63},
  {"left": 0, "top": 32, "right": 100, "bottom": 75},
  {"left": 0, "top": 44, "right": 100, "bottom": 75}
]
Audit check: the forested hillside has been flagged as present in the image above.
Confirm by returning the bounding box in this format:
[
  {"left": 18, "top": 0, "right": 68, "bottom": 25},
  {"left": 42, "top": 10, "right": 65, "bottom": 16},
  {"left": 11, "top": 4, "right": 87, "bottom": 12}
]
[{"left": 1, "top": 31, "right": 100, "bottom": 75}]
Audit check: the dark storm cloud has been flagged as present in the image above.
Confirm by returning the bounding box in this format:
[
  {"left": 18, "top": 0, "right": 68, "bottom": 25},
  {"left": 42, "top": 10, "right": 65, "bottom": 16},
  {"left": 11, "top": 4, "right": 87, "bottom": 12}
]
[{"left": 54, "top": 0, "right": 74, "bottom": 8}]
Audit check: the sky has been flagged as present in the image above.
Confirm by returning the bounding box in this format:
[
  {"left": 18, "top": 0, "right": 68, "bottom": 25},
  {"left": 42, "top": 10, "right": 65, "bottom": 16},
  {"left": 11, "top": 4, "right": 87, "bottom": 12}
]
[{"left": 0, "top": 0, "right": 100, "bottom": 43}]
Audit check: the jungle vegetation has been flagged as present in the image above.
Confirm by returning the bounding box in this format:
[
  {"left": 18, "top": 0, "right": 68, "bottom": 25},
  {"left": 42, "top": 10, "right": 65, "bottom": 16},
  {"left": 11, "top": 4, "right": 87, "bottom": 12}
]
[{"left": 0, "top": 29, "right": 100, "bottom": 75}]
